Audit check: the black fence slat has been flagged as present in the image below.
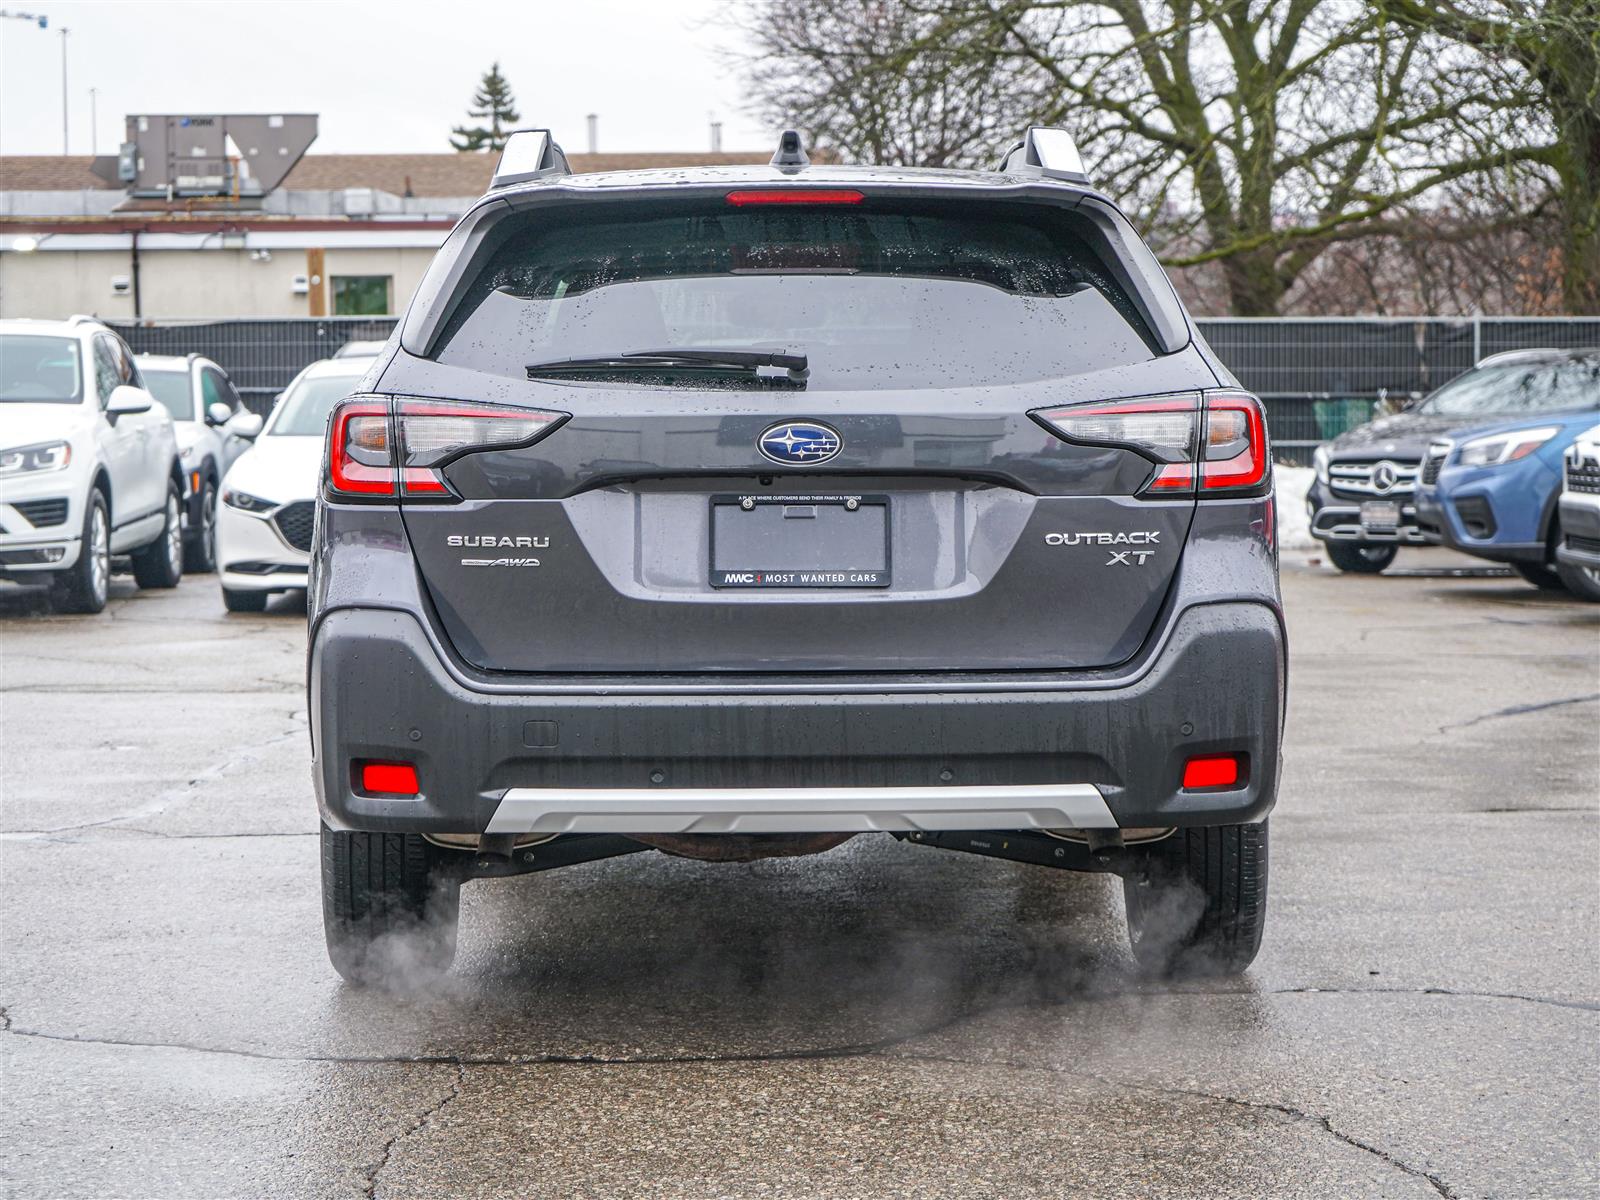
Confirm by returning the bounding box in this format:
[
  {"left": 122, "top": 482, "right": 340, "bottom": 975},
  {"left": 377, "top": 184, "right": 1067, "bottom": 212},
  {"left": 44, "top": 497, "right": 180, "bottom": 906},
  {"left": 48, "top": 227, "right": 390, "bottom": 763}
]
[
  {"left": 109, "top": 317, "right": 398, "bottom": 416},
  {"left": 107, "top": 316, "right": 1600, "bottom": 449}
]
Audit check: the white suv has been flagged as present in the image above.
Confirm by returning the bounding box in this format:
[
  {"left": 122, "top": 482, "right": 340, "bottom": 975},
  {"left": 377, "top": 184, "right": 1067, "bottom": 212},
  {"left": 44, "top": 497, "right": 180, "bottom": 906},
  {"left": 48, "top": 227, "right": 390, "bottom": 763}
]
[
  {"left": 1555, "top": 422, "right": 1600, "bottom": 602},
  {"left": 136, "top": 354, "right": 262, "bottom": 572},
  {"left": 0, "top": 318, "right": 185, "bottom": 613}
]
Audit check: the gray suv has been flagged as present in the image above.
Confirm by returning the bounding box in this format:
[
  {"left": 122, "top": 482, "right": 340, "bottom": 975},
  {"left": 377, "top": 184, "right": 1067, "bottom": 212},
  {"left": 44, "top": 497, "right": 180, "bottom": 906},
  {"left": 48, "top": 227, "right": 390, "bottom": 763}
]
[{"left": 308, "top": 128, "right": 1285, "bottom": 983}]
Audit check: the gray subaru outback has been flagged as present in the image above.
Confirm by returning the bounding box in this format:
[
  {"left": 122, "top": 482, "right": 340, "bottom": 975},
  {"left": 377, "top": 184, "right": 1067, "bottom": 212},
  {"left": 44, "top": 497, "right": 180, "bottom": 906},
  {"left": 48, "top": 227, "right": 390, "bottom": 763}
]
[{"left": 309, "top": 128, "right": 1284, "bottom": 983}]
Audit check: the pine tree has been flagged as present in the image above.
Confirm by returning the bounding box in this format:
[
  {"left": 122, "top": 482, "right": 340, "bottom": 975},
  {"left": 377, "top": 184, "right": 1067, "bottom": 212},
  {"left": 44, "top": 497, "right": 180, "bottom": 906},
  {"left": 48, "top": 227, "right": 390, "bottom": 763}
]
[{"left": 449, "top": 63, "right": 521, "bottom": 152}]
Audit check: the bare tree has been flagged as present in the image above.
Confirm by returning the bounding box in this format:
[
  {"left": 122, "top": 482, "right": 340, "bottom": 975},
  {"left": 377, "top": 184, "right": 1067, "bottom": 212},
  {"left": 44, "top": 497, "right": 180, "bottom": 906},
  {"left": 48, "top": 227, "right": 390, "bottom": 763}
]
[
  {"left": 1282, "top": 201, "right": 1565, "bottom": 315},
  {"left": 737, "top": 1, "right": 1559, "bottom": 315},
  {"left": 740, "top": 0, "right": 1047, "bottom": 167},
  {"left": 1381, "top": 0, "right": 1600, "bottom": 313}
]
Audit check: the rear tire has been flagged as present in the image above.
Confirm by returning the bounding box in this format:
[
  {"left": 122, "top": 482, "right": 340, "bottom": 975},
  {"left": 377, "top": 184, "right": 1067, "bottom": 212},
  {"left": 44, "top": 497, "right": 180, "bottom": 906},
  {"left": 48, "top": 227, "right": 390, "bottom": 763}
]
[
  {"left": 1123, "top": 822, "right": 1268, "bottom": 977},
  {"left": 49, "top": 491, "right": 111, "bottom": 614},
  {"left": 1324, "top": 541, "right": 1396, "bottom": 574},
  {"left": 222, "top": 586, "right": 269, "bottom": 613},
  {"left": 321, "top": 824, "right": 462, "bottom": 985},
  {"left": 1556, "top": 558, "right": 1600, "bottom": 602},
  {"left": 130, "top": 483, "right": 183, "bottom": 589},
  {"left": 1512, "top": 561, "right": 1565, "bottom": 590},
  {"left": 182, "top": 480, "right": 218, "bottom": 574}
]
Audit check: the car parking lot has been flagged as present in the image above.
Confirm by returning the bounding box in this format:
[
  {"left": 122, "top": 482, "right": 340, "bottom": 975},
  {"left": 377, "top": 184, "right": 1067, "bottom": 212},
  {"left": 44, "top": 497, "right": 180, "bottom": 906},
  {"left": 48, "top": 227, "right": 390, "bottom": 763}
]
[{"left": 1, "top": 548, "right": 1595, "bottom": 1199}]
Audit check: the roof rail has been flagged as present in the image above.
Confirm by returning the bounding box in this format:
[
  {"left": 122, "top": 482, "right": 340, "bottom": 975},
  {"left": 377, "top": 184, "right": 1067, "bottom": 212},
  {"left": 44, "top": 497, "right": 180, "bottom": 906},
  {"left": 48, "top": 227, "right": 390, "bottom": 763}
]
[
  {"left": 65, "top": 313, "right": 102, "bottom": 327},
  {"left": 996, "top": 126, "right": 1090, "bottom": 185},
  {"left": 489, "top": 129, "right": 571, "bottom": 190}
]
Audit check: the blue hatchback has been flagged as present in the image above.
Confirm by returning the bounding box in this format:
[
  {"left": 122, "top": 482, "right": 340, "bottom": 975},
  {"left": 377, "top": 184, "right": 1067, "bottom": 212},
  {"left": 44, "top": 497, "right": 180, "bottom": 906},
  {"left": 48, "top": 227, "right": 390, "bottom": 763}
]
[{"left": 1414, "top": 351, "right": 1600, "bottom": 591}]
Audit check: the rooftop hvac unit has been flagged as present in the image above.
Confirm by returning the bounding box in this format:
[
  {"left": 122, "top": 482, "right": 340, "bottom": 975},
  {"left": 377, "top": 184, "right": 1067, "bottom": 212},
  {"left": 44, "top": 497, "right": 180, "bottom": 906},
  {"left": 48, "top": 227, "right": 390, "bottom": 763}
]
[{"left": 98, "top": 113, "right": 319, "bottom": 200}]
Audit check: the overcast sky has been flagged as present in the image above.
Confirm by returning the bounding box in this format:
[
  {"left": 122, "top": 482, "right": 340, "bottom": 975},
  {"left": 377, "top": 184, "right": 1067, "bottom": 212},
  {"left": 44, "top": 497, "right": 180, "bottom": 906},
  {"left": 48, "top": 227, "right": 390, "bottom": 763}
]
[{"left": 0, "top": 0, "right": 769, "bottom": 158}]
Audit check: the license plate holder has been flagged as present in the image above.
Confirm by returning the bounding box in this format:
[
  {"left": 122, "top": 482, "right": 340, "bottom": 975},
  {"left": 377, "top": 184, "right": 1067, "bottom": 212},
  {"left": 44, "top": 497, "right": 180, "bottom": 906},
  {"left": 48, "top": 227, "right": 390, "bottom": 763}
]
[
  {"left": 710, "top": 493, "right": 890, "bottom": 588},
  {"left": 1360, "top": 500, "right": 1401, "bottom": 531}
]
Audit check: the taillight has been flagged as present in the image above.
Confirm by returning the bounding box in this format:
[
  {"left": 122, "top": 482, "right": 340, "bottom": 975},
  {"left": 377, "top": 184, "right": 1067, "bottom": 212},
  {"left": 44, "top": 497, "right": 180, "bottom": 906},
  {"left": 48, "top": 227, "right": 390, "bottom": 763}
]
[
  {"left": 328, "top": 401, "right": 394, "bottom": 496},
  {"left": 326, "top": 397, "right": 566, "bottom": 501},
  {"left": 396, "top": 402, "right": 560, "bottom": 497},
  {"left": 1031, "top": 390, "right": 1269, "bottom": 498},
  {"left": 1199, "top": 391, "right": 1269, "bottom": 493},
  {"left": 1032, "top": 396, "right": 1197, "bottom": 463}
]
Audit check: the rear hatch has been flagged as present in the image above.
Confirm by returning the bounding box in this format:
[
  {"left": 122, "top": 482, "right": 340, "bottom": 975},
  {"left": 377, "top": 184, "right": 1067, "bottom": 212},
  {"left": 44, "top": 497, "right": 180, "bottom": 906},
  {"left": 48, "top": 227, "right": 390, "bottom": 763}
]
[{"left": 386, "top": 190, "right": 1212, "bottom": 673}]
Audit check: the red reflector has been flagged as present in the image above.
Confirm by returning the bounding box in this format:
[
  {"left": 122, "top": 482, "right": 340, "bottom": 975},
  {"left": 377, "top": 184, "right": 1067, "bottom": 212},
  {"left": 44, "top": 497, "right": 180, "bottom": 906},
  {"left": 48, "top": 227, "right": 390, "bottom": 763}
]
[
  {"left": 725, "top": 189, "right": 864, "bottom": 206},
  {"left": 1182, "top": 756, "right": 1240, "bottom": 789},
  {"left": 360, "top": 762, "right": 420, "bottom": 796}
]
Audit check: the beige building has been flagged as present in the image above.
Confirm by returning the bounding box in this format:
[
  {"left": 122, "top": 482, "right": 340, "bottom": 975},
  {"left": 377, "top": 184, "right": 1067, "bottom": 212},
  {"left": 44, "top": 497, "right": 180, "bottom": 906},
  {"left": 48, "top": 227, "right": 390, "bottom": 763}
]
[{"left": 0, "top": 151, "right": 767, "bottom": 321}]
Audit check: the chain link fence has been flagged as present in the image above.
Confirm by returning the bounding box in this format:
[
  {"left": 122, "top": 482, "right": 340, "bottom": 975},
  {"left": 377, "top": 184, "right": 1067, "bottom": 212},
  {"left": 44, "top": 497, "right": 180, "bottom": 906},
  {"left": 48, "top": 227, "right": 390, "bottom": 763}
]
[
  {"left": 110, "top": 317, "right": 398, "bottom": 412},
  {"left": 107, "top": 315, "right": 1600, "bottom": 462},
  {"left": 1201, "top": 317, "right": 1600, "bottom": 462}
]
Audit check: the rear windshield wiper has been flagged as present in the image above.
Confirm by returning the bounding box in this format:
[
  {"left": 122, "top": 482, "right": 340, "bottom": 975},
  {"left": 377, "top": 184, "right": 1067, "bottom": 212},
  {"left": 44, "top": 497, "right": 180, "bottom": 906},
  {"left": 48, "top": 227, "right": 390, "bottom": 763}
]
[{"left": 527, "top": 348, "right": 808, "bottom": 382}]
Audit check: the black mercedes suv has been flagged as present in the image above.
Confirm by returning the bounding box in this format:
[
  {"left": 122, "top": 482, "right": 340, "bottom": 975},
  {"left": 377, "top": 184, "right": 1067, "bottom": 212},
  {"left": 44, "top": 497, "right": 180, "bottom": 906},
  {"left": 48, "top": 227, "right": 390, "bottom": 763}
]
[{"left": 308, "top": 128, "right": 1285, "bottom": 983}]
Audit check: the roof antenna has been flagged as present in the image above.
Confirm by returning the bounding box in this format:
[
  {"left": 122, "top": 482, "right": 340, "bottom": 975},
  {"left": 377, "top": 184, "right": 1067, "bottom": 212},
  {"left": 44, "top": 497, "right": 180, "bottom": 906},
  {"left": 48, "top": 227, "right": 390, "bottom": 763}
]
[{"left": 770, "top": 129, "right": 809, "bottom": 173}]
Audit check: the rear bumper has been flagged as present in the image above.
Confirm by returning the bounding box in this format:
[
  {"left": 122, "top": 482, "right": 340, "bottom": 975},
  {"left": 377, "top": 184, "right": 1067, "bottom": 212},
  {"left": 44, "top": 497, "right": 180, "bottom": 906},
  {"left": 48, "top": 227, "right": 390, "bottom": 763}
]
[{"left": 311, "top": 601, "right": 1285, "bottom": 836}]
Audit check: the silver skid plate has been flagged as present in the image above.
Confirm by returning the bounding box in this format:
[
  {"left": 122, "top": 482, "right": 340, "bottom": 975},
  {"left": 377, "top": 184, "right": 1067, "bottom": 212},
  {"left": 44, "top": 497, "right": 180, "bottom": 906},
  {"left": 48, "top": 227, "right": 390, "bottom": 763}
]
[{"left": 485, "top": 783, "right": 1116, "bottom": 835}]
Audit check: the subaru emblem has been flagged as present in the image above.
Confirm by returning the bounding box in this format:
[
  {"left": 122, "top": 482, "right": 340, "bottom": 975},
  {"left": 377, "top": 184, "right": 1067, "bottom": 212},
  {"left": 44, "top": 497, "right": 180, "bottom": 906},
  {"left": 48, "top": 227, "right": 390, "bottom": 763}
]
[{"left": 758, "top": 421, "right": 842, "bottom": 466}]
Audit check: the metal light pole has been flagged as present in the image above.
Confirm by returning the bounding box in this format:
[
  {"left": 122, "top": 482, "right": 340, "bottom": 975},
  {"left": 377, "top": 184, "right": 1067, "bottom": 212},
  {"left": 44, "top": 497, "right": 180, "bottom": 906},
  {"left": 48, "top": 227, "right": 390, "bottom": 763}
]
[
  {"left": 59, "top": 25, "right": 70, "bottom": 154},
  {"left": 89, "top": 86, "right": 97, "bottom": 154},
  {"left": 0, "top": 9, "right": 51, "bottom": 155}
]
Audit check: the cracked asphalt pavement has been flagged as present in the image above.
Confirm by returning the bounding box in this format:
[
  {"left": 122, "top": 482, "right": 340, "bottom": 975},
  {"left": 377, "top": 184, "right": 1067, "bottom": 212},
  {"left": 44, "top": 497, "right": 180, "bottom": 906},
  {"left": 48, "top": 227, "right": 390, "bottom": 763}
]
[{"left": 2, "top": 549, "right": 1596, "bottom": 1199}]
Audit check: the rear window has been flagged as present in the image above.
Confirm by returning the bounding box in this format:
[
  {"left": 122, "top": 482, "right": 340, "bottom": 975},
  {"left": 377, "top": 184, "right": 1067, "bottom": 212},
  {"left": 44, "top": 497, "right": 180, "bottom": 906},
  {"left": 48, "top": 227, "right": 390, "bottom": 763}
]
[
  {"left": 433, "top": 199, "right": 1162, "bottom": 389},
  {"left": 1419, "top": 357, "right": 1600, "bottom": 416}
]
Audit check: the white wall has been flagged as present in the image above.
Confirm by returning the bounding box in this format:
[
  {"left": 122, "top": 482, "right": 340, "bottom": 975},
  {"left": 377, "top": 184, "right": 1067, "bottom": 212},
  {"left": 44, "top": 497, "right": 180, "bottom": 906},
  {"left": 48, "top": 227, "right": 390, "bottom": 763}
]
[{"left": 0, "top": 245, "right": 437, "bottom": 319}]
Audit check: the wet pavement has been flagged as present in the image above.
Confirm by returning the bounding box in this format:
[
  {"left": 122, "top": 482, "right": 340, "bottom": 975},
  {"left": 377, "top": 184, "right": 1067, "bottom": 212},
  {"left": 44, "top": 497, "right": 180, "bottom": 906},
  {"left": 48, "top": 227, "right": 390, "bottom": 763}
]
[{"left": 2, "top": 550, "right": 1596, "bottom": 1198}]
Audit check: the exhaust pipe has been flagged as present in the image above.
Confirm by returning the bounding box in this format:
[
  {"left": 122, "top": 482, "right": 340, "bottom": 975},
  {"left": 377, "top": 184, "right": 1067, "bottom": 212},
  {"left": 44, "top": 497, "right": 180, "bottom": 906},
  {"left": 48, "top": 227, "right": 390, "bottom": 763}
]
[{"left": 474, "top": 832, "right": 519, "bottom": 868}]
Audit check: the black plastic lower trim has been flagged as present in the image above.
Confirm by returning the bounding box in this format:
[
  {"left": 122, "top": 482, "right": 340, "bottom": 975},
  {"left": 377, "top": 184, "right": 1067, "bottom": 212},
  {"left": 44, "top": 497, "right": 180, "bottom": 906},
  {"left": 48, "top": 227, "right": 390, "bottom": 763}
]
[{"left": 310, "top": 601, "right": 1285, "bottom": 836}]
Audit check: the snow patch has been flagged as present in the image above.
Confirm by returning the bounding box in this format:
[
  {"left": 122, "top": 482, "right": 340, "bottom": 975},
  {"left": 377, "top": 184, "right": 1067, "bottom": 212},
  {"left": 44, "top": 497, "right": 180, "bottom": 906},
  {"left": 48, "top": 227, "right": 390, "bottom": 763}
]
[{"left": 1274, "top": 465, "right": 1316, "bottom": 550}]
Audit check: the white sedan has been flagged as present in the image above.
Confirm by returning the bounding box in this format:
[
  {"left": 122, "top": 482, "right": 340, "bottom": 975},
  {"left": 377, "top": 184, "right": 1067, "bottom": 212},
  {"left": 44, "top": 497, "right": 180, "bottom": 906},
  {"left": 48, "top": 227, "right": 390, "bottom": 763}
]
[{"left": 216, "top": 357, "right": 374, "bottom": 613}]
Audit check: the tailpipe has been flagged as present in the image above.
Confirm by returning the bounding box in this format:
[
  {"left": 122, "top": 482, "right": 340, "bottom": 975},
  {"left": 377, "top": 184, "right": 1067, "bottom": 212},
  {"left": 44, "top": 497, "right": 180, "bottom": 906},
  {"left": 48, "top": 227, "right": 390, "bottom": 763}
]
[{"left": 474, "top": 832, "right": 519, "bottom": 868}]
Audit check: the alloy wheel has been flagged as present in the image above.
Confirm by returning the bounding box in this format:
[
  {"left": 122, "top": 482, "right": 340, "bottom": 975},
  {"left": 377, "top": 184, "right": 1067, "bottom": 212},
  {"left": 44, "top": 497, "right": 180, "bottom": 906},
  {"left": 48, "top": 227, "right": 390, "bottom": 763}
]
[
  {"left": 201, "top": 493, "right": 216, "bottom": 565},
  {"left": 89, "top": 503, "right": 109, "bottom": 607},
  {"left": 165, "top": 494, "right": 182, "bottom": 574}
]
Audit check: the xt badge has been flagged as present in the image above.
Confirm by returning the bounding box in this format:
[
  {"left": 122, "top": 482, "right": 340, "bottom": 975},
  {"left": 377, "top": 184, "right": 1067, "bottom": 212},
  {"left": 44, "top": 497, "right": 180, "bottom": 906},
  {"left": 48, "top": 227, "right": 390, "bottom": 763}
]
[{"left": 1043, "top": 530, "right": 1160, "bottom": 565}]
